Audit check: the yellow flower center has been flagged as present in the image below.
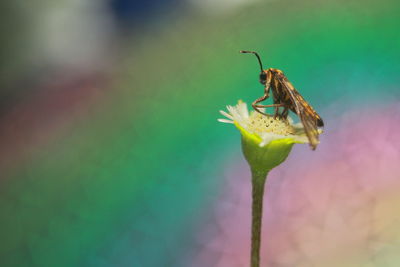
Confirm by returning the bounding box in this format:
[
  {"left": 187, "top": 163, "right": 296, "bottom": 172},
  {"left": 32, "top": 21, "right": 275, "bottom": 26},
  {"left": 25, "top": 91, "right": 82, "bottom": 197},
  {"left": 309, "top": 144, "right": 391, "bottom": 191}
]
[{"left": 247, "top": 112, "right": 295, "bottom": 135}]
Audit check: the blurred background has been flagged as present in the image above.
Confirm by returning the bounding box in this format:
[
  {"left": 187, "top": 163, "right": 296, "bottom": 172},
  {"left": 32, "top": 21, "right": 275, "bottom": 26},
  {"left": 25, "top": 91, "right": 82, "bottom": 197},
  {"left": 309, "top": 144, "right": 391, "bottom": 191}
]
[{"left": 1, "top": 0, "right": 400, "bottom": 266}]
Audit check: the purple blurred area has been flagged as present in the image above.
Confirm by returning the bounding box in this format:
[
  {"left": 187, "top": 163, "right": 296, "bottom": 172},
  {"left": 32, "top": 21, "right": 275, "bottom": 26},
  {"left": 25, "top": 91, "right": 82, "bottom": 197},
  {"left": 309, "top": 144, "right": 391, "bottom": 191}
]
[{"left": 192, "top": 104, "right": 400, "bottom": 266}]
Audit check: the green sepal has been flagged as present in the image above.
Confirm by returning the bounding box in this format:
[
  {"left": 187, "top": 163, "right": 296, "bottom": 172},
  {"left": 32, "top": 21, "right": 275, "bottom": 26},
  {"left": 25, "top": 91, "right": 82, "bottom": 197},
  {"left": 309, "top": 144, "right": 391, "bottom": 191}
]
[{"left": 234, "top": 122, "right": 295, "bottom": 174}]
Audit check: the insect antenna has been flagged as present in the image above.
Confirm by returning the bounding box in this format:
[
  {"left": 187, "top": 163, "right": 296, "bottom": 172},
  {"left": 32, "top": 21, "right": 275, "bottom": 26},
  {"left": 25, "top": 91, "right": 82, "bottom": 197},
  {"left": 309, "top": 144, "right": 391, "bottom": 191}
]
[{"left": 240, "top": 50, "right": 264, "bottom": 72}]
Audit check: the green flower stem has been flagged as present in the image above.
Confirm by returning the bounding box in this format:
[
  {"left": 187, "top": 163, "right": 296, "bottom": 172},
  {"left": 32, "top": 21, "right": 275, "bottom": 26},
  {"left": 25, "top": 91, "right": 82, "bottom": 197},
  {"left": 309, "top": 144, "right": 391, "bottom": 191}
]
[
  {"left": 250, "top": 169, "right": 268, "bottom": 267},
  {"left": 240, "top": 132, "right": 295, "bottom": 267}
]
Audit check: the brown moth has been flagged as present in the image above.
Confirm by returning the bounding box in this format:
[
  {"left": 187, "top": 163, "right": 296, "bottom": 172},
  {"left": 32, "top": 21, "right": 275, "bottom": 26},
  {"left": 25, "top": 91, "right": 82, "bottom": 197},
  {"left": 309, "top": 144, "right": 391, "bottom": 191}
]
[{"left": 240, "top": 50, "right": 324, "bottom": 150}]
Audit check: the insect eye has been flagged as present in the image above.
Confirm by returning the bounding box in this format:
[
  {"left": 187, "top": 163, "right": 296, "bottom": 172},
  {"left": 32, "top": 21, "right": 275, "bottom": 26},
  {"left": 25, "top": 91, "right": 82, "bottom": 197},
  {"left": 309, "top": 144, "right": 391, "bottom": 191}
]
[{"left": 259, "top": 73, "right": 267, "bottom": 84}]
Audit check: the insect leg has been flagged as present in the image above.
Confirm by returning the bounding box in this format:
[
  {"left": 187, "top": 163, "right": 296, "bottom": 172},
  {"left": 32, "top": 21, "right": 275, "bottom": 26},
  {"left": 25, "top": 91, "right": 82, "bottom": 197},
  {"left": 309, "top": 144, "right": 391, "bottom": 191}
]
[
  {"left": 253, "top": 103, "right": 284, "bottom": 108},
  {"left": 252, "top": 71, "right": 273, "bottom": 115},
  {"left": 281, "top": 106, "right": 289, "bottom": 119},
  {"left": 273, "top": 106, "right": 280, "bottom": 119},
  {"left": 252, "top": 94, "right": 270, "bottom": 116},
  {"left": 272, "top": 104, "right": 289, "bottom": 118}
]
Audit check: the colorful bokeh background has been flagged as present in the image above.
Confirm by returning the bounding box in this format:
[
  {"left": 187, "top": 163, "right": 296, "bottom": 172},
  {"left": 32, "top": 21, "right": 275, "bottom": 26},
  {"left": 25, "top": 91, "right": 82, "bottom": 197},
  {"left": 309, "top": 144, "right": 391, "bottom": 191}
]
[{"left": 1, "top": 0, "right": 400, "bottom": 266}]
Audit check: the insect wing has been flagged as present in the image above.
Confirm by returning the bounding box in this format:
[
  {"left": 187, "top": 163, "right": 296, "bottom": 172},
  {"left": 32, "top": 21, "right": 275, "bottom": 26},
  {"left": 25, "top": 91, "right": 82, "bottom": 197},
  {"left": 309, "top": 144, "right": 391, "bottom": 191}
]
[{"left": 275, "top": 74, "right": 322, "bottom": 150}]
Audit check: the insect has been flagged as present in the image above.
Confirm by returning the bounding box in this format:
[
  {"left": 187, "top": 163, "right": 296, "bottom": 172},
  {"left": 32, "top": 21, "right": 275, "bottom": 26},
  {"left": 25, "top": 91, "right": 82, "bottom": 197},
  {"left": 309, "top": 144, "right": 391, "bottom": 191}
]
[{"left": 240, "top": 50, "right": 324, "bottom": 150}]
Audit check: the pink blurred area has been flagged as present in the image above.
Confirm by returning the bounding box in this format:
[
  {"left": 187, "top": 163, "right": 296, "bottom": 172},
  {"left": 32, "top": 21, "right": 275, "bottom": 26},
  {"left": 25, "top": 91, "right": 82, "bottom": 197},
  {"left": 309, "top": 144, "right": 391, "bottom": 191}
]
[{"left": 193, "top": 103, "right": 400, "bottom": 267}]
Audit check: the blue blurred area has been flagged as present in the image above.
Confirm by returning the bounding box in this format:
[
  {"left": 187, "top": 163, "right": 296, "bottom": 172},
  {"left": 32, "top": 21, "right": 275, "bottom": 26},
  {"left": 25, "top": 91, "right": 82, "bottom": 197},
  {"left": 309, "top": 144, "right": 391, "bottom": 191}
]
[{"left": 109, "top": 0, "right": 182, "bottom": 27}]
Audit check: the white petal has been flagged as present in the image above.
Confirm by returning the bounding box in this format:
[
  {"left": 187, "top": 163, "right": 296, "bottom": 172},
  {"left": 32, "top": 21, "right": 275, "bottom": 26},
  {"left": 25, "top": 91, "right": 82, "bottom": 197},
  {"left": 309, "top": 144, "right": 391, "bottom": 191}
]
[
  {"left": 228, "top": 106, "right": 242, "bottom": 121},
  {"left": 218, "top": 119, "right": 234, "bottom": 123},
  {"left": 219, "top": 110, "right": 233, "bottom": 120},
  {"left": 237, "top": 102, "right": 249, "bottom": 118},
  {"left": 226, "top": 105, "right": 234, "bottom": 116}
]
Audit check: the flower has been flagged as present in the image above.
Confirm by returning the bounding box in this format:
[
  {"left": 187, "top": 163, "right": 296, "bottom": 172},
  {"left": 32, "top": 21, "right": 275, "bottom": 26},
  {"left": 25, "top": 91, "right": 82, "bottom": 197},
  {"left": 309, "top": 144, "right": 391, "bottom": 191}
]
[
  {"left": 218, "top": 101, "right": 310, "bottom": 147},
  {"left": 218, "top": 101, "right": 314, "bottom": 172}
]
